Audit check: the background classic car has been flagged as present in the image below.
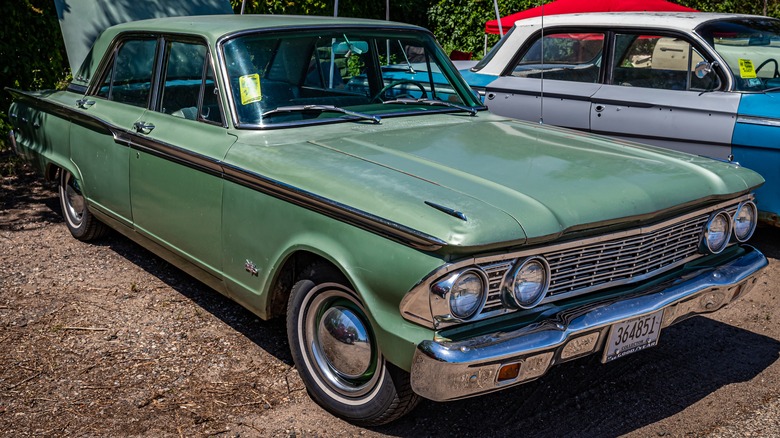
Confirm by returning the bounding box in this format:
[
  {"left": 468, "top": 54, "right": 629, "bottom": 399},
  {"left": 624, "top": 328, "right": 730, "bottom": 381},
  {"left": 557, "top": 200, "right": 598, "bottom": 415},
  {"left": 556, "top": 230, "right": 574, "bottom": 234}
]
[
  {"left": 462, "top": 12, "right": 780, "bottom": 228},
  {"left": 6, "top": 11, "right": 769, "bottom": 425}
]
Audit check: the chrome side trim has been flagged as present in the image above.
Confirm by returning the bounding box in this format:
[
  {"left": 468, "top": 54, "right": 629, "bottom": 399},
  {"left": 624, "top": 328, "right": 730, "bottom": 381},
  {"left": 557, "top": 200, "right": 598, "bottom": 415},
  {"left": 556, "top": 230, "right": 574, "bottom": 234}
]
[
  {"left": 736, "top": 115, "right": 780, "bottom": 127},
  {"left": 409, "top": 246, "right": 767, "bottom": 401},
  {"left": 6, "top": 88, "right": 446, "bottom": 252},
  {"left": 221, "top": 163, "right": 446, "bottom": 251}
]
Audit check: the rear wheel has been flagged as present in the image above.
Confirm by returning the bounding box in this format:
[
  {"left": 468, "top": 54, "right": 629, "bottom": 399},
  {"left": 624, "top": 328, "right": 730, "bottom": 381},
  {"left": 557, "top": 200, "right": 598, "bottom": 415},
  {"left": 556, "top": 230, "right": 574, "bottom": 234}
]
[
  {"left": 286, "top": 264, "right": 420, "bottom": 426},
  {"left": 59, "top": 170, "right": 107, "bottom": 241}
]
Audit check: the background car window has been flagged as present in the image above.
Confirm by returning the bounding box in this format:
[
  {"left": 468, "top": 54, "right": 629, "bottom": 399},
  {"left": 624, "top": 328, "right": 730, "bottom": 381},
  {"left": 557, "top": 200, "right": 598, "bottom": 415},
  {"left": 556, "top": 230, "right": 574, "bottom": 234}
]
[
  {"left": 698, "top": 18, "right": 780, "bottom": 91},
  {"left": 95, "top": 39, "right": 157, "bottom": 108},
  {"left": 511, "top": 33, "right": 604, "bottom": 83},
  {"left": 612, "top": 34, "right": 720, "bottom": 91}
]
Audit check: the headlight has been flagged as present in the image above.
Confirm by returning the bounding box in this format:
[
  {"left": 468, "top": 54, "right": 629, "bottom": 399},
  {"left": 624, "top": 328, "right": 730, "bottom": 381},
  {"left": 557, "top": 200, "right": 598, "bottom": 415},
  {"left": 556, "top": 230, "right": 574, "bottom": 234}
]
[
  {"left": 448, "top": 270, "right": 486, "bottom": 319},
  {"left": 505, "top": 257, "right": 550, "bottom": 309},
  {"left": 432, "top": 269, "right": 486, "bottom": 321},
  {"left": 733, "top": 201, "right": 757, "bottom": 242},
  {"left": 702, "top": 211, "right": 732, "bottom": 254}
]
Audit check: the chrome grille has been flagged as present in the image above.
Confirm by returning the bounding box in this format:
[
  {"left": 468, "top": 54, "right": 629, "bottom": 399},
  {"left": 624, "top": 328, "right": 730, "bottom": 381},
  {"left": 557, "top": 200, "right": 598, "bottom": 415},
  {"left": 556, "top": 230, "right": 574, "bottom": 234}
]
[{"left": 477, "top": 210, "right": 719, "bottom": 318}]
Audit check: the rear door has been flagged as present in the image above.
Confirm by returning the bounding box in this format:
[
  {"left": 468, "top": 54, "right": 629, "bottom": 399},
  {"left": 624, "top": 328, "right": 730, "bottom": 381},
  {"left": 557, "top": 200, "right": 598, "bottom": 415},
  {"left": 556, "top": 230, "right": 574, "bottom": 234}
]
[
  {"left": 69, "top": 37, "right": 158, "bottom": 226},
  {"left": 590, "top": 32, "right": 740, "bottom": 159},
  {"left": 485, "top": 31, "right": 605, "bottom": 130}
]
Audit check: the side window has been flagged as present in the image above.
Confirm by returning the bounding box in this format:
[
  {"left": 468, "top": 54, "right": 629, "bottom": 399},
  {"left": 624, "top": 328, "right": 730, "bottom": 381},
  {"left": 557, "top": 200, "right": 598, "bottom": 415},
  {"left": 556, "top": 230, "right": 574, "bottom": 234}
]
[
  {"left": 511, "top": 32, "right": 604, "bottom": 83},
  {"left": 159, "top": 41, "right": 223, "bottom": 125},
  {"left": 612, "top": 34, "right": 721, "bottom": 91},
  {"left": 95, "top": 39, "right": 157, "bottom": 107}
]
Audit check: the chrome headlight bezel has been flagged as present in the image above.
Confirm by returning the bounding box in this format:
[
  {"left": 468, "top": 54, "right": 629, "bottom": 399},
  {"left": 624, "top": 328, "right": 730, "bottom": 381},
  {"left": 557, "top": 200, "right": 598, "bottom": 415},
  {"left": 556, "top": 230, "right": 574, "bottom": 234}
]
[
  {"left": 503, "top": 256, "right": 551, "bottom": 310},
  {"left": 732, "top": 201, "right": 758, "bottom": 242},
  {"left": 431, "top": 268, "right": 488, "bottom": 322},
  {"left": 701, "top": 210, "right": 732, "bottom": 254}
]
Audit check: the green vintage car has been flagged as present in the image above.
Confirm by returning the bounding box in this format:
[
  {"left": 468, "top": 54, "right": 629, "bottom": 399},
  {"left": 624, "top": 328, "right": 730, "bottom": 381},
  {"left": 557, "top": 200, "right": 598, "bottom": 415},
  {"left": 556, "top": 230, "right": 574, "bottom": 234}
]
[{"left": 6, "top": 12, "right": 769, "bottom": 425}]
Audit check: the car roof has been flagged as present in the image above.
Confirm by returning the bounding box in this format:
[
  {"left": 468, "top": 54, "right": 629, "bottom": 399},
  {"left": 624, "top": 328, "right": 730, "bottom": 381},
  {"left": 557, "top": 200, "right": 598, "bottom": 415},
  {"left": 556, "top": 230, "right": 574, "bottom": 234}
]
[
  {"left": 473, "top": 12, "right": 775, "bottom": 75},
  {"left": 72, "top": 14, "right": 425, "bottom": 87},
  {"left": 107, "top": 14, "right": 423, "bottom": 41},
  {"left": 509, "top": 12, "right": 768, "bottom": 32}
]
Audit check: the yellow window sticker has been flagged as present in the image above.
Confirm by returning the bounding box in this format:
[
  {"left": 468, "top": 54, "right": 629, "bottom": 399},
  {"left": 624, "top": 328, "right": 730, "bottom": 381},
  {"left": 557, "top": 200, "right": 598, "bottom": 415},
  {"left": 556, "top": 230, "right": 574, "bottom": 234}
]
[
  {"left": 239, "top": 74, "right": 262, "bottom": 105},
  {"left": 739, "top": 59, "right": 757, "bottom": 79}
]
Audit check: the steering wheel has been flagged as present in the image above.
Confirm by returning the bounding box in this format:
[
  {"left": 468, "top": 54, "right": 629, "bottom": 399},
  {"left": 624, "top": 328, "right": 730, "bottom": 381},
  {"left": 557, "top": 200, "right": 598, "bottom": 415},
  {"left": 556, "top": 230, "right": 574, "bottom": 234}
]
[
  {"left": 372, "top": 80, "right": 427, "bottom": 102},
  {"left": 755, "top": 58, "right": 780, "bottom": 78}
]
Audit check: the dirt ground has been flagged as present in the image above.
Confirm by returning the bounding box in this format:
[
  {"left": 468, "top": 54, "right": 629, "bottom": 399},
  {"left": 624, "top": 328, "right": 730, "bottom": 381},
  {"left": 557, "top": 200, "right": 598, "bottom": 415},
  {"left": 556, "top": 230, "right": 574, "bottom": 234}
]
[{"left": 1, "top": 164, "right": 779, "bottom": 437}]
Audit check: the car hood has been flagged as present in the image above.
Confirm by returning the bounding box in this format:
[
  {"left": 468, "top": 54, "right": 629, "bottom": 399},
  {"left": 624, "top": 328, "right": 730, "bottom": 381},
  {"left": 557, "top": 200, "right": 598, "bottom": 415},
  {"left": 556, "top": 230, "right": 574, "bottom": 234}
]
[
  {"left": 54, "top": 0, "right": 232, "bottom": 75},
  {"left": 226, "top": 114, "right": 763, "bottom": 251}
]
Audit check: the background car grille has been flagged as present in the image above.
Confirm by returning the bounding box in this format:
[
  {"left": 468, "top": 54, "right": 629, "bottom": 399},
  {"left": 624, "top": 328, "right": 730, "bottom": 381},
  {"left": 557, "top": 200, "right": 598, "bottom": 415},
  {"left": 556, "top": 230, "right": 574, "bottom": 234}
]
[{"left": 477, "top": 209, "right": 728, "bottom": 318}]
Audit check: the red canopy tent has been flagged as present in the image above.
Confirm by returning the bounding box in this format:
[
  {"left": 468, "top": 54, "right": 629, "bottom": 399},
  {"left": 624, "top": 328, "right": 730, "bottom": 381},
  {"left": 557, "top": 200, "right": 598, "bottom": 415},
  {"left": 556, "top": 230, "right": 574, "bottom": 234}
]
[{"left": 485, "top": 0, "right": 697, "bottom": 35}]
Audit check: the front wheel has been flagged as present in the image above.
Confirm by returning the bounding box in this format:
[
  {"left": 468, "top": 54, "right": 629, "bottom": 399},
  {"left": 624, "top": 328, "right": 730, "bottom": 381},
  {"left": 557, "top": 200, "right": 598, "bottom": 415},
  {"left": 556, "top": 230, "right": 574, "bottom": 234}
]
[
  {"left": 286, "top": 264, "right": 420, "bottom": 425},
  {"left": 59, "top": 169, "right": 107, "bottom": 241}
]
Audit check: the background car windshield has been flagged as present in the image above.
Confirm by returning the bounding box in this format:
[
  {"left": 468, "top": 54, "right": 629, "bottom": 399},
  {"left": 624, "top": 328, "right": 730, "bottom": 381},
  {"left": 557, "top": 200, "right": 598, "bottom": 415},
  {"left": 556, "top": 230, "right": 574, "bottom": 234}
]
[
  {"left": 222, "top": 30, "right": 474, "bottom": 126},
  {"left": 698, "top": 18, "right": 780, "bottom": 91}
]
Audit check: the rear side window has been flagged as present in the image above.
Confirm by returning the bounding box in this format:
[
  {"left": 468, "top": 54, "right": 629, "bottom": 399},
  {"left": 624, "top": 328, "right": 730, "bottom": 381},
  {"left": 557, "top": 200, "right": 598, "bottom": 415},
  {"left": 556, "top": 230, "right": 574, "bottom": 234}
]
[
  {"left": 511, "top": 32, "right": 604, "bottom": 83},
  {"left": 96, "top": 39, "right": 157, "bottom": 107}
]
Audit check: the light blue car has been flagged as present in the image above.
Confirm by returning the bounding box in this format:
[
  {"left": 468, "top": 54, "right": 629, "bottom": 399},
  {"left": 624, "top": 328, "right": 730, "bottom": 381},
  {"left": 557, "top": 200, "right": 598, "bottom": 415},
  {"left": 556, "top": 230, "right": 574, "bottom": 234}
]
[{"left": 460, "top": 12, "right": 780, "bottom": 227}]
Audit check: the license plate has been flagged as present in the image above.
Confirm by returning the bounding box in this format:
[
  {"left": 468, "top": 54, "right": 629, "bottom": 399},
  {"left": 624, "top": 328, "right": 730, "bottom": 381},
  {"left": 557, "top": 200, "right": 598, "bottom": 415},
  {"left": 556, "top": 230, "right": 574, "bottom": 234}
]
[{"left": 602, "top": 309, "right": 664, "bottom": 363}]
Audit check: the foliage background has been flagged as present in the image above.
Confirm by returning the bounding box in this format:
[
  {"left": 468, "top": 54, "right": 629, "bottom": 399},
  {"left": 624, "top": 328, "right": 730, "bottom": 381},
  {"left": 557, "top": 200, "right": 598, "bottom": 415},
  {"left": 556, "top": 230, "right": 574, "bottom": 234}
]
[{"left": 2, "top": 0, "right": 779, "bottom": 147}]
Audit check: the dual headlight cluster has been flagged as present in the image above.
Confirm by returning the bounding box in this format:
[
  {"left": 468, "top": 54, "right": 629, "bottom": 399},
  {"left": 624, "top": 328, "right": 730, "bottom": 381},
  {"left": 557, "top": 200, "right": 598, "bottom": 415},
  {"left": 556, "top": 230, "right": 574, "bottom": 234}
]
[
  {"left": 702, "top": 201, "right": 757, "bottom": 254},
  {"left": 435, "top": 201, "right": 758, "bottom": 324},
  {"left": 432, "top": 256, "right": 551, "bottom": 322}
]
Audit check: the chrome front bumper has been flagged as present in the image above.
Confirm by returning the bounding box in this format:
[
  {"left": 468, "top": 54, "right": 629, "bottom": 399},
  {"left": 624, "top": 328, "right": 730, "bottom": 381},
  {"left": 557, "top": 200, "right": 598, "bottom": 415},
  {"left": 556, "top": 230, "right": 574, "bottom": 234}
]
[{"left": 410, "top": 247, "right": 767, "bottom": 402}]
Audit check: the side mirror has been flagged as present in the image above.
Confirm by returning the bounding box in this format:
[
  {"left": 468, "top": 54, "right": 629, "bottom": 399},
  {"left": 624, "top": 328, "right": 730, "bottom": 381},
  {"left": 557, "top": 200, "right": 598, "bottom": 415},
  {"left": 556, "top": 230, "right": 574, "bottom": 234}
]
[{"left": 694, "top": 61, "right": 712, "bottom": 79}]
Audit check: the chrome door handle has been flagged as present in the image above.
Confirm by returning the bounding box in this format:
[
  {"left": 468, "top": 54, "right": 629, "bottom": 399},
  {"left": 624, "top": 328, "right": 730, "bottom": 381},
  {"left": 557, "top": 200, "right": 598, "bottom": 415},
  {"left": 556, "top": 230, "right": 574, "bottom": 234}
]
[
  {"left": 595, "top": 105, "right": 606, "bottom": 112},
  {"left": 76, "top": 99, "right": 95, "bottom": 109},
  {"left": 133, "top": 121, "right": 155, "bottom": 134}
]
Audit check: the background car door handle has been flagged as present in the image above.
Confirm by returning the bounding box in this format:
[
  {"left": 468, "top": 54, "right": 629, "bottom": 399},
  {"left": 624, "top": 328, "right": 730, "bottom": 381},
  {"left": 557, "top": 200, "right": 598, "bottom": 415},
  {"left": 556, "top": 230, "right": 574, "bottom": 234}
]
[
  {"left": 595, "top": 105, "right": 606, "bottom": 112},
  {"left": 133, "top": 121, "right": 155, "bottom": 134}
]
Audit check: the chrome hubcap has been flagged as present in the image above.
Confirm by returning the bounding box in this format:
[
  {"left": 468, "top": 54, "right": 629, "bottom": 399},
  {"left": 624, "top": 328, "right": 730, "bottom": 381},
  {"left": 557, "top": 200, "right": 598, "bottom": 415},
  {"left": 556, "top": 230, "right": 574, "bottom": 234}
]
[
  {"left": 62, "top": 172, "right": 85, "bottom": 226},
  {"left": 317, "top": 306, "right": 372, "bottom": 379},
  {"left": 301, "top": 285, "right": 381, "bottom": 398}
]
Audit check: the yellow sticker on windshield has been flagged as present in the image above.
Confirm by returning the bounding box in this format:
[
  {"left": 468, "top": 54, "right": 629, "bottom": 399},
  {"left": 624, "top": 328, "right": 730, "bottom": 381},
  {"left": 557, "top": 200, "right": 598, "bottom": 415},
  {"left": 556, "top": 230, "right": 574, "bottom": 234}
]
[
  {"left": 739, "top": 59, "right": 757, "bottom": 79},
  {"left": 239, "top": 74, "right": 262, "bottom": 105}
]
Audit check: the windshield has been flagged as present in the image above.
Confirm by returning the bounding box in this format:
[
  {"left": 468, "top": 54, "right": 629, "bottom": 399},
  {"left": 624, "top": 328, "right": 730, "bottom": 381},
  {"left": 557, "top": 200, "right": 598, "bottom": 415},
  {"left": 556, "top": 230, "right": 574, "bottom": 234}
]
[
  {"left": 221, "top": 29, "right": 481, "bottom": 127},
  {"left": 697, "top": 17, "right": 780, "bottom": 91}
]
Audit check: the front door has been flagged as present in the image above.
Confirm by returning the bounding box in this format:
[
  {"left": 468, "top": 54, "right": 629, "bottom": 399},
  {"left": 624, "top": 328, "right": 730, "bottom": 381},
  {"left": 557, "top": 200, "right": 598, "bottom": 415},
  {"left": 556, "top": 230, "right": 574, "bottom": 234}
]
[
  {"left": 590, "top": 33, "right": 740, "bottom": 160},
  {"left": 129, "top": 39, "right": 235, "bottom": 278}
]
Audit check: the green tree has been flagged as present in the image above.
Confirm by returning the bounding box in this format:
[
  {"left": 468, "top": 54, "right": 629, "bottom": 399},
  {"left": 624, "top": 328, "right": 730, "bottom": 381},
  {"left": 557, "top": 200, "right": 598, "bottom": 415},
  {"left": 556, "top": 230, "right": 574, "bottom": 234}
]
[{"left": 0, "top": 0, "right": 67, "bottom": 143}]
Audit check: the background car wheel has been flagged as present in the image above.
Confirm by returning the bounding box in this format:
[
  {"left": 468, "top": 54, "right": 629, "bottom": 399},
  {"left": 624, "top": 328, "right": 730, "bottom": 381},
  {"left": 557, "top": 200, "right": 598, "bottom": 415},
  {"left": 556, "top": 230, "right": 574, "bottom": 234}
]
[
  {"left": 59, "top": 169, "right": 107, "bottom": 241},
  {"left": 286, "top": 263, "right": 420, "bottom": 426}
]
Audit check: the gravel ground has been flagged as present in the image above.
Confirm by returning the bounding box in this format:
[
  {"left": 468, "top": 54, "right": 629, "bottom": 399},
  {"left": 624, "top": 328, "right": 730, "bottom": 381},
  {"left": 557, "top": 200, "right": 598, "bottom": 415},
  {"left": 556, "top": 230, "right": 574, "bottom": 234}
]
[{"left": 2, "top": 163, "right": 779, "bottom": 437}]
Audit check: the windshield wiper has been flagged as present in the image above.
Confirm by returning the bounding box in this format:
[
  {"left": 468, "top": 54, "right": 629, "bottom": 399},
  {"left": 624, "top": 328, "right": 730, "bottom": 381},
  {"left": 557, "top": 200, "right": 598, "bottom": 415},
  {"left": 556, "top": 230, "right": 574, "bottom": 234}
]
[
  {"left": 383, "top": 98, "right": 478, "bottom": 116},
  {"left": 261, "top": 105, "right": 381, "bottom": 124}
]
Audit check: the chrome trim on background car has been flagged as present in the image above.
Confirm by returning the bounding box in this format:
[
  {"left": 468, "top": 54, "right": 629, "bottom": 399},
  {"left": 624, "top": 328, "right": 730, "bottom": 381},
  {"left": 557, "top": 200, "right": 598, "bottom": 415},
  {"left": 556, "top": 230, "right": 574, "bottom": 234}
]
[
  {"left": 409, "top": 246, "right": 767, "bottom": 402},
  {"left": 736, "top": 115, "right": 780, "bottom": 128}
]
